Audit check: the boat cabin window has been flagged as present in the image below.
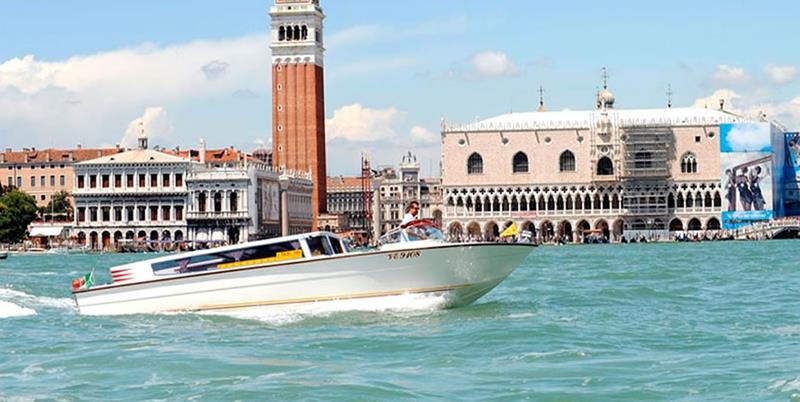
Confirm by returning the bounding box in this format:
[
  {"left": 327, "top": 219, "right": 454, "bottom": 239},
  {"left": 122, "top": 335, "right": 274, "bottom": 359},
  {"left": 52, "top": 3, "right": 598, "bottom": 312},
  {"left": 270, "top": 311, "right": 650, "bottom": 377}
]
[
  {"left": 306, "top": 235, "right": 334, "bottom": 256},
  {"left": 329, "top": 237, "right": 345, "bottom": 254},
  {"left": 306, "top": 235, "right": 346, "bottom": 257},
  {"left": 151, "top": 240, "right": 303, "bottom": 276}
]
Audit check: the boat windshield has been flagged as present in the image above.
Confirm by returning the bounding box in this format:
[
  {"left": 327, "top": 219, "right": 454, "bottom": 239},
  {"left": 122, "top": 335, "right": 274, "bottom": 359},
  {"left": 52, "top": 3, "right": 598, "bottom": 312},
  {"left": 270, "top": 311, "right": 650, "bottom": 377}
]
[{"left": 378, "top": 220, "right": 444, "bottom": 245}]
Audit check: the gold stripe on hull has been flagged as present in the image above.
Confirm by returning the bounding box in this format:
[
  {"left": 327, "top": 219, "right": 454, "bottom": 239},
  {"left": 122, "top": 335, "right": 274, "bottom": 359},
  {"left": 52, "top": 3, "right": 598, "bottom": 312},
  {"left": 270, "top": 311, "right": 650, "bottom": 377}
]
[{"left": 191, "top": 284, "right": 473, "bottom": 312}]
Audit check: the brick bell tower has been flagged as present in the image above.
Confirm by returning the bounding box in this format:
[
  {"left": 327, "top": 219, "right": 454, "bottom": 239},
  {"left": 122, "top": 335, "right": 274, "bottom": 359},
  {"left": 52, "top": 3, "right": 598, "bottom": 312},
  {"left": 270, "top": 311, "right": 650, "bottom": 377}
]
[{"left": 270, "top": 0, "right": 327, "bottom": 228}]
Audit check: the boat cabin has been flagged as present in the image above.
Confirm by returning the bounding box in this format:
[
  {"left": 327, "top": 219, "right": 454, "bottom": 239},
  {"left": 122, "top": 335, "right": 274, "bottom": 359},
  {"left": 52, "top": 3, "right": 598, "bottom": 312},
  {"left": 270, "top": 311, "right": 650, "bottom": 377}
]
[{"left": 109, "top": 232, "right": 349, "bottom": 285}]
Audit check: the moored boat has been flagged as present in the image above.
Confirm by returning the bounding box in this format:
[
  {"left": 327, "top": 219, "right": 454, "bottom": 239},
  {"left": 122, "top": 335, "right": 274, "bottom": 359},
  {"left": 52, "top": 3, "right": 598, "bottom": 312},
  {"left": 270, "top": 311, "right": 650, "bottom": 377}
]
[{"left": 71, "top": 221, "right": 534, "bottom": 315}]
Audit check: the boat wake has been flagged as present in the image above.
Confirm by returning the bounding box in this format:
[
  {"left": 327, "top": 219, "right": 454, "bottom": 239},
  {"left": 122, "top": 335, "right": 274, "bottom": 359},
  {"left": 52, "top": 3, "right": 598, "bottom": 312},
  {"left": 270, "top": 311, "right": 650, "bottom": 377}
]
[
  {"left": 199, "top": 292, "right": 450, "bottom": 325},
  {"left": 0, "top": 300, "right": 36, "bottom": 318},
  {"left": 0, "top": 288, "right": 74, "bottom": 318}
]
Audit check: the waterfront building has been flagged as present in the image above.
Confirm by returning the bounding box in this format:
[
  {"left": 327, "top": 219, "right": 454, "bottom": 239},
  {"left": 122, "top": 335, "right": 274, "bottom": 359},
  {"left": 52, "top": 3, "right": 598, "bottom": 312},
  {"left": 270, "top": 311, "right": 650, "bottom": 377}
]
[
  {"left": 183, "top": 146, "right": 314, "bottom": 242},
  {"left": 0, "top": 146, "right": 121, "bottom": 206},
  {"left": 72, "top": 136, "right": 314, "bottom": 249},
  {"left": 269, "top": 0, "right": 328, "bottom": 227},
  {"left": 372, "top": 152, "right": 443, "bottom": 236},
  {"left": 440, "top": 84, "right": 757, "bottom": 242},
  {"left": 326, "top": 175, "right": 370, "bottom": 232},
  {"left": 72, "top": 137, "right": 191, "bottom": 249}
]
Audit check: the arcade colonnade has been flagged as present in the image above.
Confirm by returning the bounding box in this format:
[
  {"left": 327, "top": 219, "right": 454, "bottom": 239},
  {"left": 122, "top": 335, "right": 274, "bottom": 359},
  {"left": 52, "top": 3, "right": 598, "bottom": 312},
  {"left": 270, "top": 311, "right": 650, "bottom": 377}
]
[{"left": 443, "top": 182, "right": 724, "bottom": 242}]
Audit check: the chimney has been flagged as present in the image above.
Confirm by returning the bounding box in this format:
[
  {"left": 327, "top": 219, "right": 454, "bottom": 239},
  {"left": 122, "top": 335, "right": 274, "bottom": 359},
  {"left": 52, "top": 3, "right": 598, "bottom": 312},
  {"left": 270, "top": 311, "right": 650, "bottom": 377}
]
[
  {"left": 77, "top": 144, "right": 82, "bottom": 149},
  {"left": 199, "top": 139, "right": 206, "bottom": 164}
]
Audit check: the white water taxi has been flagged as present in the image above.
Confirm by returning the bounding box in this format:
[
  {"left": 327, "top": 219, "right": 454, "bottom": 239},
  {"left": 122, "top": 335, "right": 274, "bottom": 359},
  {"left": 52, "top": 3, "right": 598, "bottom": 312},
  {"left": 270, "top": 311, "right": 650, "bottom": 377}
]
[{"left": 71, "top": 221, "right": 534, "bottom": 315}]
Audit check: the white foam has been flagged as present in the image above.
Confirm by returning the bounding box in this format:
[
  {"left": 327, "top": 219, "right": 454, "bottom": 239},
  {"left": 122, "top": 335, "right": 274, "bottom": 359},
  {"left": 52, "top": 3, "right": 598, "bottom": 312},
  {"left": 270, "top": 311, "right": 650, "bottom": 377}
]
[
  {"left": 0, "top": 287, "right": 75, "bottom": 311},
  {"left": 508, "top": 312, "right": 538, "bottom": 319},
  {"left": 770, "top": 377, "right": 800, "bottom": 393},
  {"left": 201, "top": 292, "right": 449, "bottom": 325},
  {"left": 0, "top": 300, "right": 36, "bottom": 318}
]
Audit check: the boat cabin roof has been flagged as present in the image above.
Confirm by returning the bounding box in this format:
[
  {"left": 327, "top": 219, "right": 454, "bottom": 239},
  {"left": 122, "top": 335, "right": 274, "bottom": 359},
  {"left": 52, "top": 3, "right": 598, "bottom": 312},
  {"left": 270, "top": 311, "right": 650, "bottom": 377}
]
[{"left": 129, "top": 231, "right": 344, "bottom": 266}]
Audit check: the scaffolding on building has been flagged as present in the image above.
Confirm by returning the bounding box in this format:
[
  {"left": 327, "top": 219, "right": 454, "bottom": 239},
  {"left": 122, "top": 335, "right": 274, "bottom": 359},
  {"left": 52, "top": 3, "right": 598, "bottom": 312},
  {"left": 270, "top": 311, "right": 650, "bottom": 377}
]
[
  {"left": 620, "top": 126, "right": 675, "bottom": 232},
  {"left": 622, "top": 126, "right": 673, "bottom": 179}
]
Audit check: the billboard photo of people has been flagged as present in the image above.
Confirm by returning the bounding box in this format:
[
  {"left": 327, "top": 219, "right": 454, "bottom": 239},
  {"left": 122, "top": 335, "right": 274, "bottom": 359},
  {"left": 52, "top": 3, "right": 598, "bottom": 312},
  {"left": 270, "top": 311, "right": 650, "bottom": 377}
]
[
  {"left": 784, "top": 132, "right": 800, "bottom": 215},
  {"left": 720, "top": 123, "right": 773, "bottom": 229}
]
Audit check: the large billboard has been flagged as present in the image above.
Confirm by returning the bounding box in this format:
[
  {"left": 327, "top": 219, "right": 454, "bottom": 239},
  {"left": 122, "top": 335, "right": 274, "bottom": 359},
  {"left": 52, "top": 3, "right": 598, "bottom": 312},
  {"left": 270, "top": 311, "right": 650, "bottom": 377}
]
[
  {"left": 720, "top": 123, "right": 773, "bottom": 229},
  {"left": 784, "top": 132, "right": 800, "bottom": 215}
]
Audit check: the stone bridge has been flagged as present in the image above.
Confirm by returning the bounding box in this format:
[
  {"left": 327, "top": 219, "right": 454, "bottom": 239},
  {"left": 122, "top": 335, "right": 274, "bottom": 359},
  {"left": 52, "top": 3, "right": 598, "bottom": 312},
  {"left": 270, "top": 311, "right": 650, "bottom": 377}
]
[{"left": 733, "top": 220, "right": 800, "bottom": 240}]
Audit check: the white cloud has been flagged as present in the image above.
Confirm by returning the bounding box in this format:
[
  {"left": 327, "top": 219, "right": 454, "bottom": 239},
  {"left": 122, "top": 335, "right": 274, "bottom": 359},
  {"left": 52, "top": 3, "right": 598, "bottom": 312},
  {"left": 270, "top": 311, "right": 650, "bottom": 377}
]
[
  {"left": 325, "top": 104, "right": 404, "bottom": 142},
  {"left": 692, "top": 89, "right": 800, "bottom": 129},
  {"left": 691, "top": 88, "right": 742, "bottom": 111},
  {"left": 0, "top": 34, "right": 269, "bottom": 148},
  {"left": 470, "top": 51, "right": 518, "bottom": 78},
  {"left": 725, "top": 124, "right": 771, "bottom": 152},
  {"left": 201, "top": 60, "right": 230, "bottom": 80},
  {"left": 764, "top": 64, "right": 797, "bottom": 85},
  {"left": 119, "top": 107, "right": 174, "bottom": 148},
  {"left": 409, "top": 126, "right": 437, "bottom": 144},
  {"left": 710, "top": 64, "right": 748, "bottom": 86}
]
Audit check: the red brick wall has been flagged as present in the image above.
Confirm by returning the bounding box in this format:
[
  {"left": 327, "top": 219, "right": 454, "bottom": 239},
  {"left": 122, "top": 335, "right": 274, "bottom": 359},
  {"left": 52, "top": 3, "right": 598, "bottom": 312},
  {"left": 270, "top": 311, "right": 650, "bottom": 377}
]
[{"left": 272, "top": 62, "right": 327, "bottom": 228}]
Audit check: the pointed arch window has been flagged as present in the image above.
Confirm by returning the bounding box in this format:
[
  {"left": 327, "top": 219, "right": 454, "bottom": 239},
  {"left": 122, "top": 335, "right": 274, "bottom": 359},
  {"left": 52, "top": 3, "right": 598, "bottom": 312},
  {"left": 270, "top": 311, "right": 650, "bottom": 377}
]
[
  {"left": 681, "top": 152, "right": 698, "bottom": 174},
  {"left": 512, "top": 152, "right": 529, "bottom": 173},
  {"left": 467, "top": 153, "right": 483, "bottom": 175},
  {"left": 559, "top": 150, "right": 576, "bottom": 172},
  {"left": 596, "top": 156, "right": 613, "bottom": 175}
]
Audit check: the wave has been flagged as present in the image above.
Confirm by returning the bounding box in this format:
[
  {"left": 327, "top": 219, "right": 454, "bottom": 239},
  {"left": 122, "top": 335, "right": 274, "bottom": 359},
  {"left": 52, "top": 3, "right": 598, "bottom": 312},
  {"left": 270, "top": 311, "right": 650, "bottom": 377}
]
[
  {"left": 0, "top": 287, "right": 75, "bottom": 312},
  {"left": 0, "top": 300, "right": 36, "bottom": 318},
  {"left": 769, "top": 377, "right": 800, "bottom": 393},
  {"left": 200, "top": 292, "right": 449, "bottom": 325}
]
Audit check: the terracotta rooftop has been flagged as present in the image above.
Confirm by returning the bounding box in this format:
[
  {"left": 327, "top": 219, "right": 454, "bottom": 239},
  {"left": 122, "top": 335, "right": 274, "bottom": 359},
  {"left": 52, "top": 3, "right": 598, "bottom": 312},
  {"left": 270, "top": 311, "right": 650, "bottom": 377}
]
[
  {"left": 0, "top": 148, "right": 122, "bottom": 164},
  {"left": 167, "top": 147, "right": 249, "bottom": 163},
  {"left": 327, "top": 176, "right": 367, "bottom": 191}
]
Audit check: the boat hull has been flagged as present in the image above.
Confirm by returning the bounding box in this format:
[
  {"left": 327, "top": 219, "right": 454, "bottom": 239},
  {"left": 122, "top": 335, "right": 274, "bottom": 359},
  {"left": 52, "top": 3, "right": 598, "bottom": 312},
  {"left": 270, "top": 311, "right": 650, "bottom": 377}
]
[{"left": 73, "top": 243, "right": 533, "bottom": 315}]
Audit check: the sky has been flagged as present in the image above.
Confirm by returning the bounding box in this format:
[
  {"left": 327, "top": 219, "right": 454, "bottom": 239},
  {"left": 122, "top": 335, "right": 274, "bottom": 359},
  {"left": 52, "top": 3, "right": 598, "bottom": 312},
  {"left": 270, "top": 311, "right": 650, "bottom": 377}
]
[{"left": 2, "top": 0, "right": 800, "bottom": 176}]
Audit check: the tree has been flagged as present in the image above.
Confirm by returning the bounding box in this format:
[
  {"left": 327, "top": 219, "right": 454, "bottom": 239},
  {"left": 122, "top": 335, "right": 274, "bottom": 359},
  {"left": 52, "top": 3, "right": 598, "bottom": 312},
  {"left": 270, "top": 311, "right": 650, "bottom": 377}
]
[
  {"left": 40, "top": 190, "right": 73, "bottom": 221},
  {"left": 0, "top": 190, "right": 39, "bottom": 243}
]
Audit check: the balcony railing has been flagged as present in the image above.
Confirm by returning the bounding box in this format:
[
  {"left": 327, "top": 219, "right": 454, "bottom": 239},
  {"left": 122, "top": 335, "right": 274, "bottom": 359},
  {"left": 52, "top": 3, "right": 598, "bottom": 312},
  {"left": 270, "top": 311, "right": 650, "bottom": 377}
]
[
  {"left": 74, "top": 187, "right": 187, "bottom": 195},
  {"left": 186, "top": 211, "right": 250, "bottom": 220}
]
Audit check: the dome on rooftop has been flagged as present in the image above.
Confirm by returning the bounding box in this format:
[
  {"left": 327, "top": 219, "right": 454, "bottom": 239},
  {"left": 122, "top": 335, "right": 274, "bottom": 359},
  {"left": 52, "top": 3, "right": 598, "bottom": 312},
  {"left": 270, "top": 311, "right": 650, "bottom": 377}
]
[{"left": 598, "top": 88, "right": 615, "bottom": 109}]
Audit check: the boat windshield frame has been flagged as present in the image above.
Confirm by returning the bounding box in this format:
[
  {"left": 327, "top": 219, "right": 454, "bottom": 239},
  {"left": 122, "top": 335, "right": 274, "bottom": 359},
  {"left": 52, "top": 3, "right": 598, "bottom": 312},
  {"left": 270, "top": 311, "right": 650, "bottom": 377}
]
[{"left": 378, "top": 220, "right": 445, "bottom": 246}]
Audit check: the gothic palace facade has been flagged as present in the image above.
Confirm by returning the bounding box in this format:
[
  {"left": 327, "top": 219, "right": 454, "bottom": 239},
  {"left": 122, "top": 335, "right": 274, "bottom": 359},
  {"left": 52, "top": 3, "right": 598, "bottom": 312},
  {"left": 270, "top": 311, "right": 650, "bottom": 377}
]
[{"left": 441, "top": 89, "right": 755, "bottom": 242}]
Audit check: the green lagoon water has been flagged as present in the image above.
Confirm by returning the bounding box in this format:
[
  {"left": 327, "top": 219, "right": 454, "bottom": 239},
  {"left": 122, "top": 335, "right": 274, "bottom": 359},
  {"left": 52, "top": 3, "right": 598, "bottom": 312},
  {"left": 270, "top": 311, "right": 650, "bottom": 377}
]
[{"left": 1, "top": 241, "right": 799, "bottom": 401}]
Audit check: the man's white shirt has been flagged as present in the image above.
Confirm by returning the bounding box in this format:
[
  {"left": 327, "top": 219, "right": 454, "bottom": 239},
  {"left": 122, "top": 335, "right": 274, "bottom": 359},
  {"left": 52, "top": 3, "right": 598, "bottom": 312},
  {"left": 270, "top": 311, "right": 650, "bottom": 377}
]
[{"left": 401, "top": 213, "right": 417, "bottom": 226}]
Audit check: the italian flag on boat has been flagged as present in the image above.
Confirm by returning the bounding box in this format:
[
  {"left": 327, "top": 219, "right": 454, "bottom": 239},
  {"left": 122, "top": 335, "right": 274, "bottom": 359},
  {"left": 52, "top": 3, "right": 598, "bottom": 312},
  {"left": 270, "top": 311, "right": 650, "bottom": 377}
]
[
  {"left": 72, "top": 271, "right": 94, "bottom": 290},
  {"left": 83, "top": 271, "right": 94, "bottom": 289}
]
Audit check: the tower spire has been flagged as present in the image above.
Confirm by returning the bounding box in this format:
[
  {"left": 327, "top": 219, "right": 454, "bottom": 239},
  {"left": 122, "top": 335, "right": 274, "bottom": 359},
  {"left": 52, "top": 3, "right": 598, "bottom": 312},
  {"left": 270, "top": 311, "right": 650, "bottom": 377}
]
[
  {"left": 537, "top": 85, "right": 546, "bottom": 112},
  {"left": 601, "top": 66, "right": 609, "bottom": 89},
  {"left": 666, "top": 84, "right": 673, "bottom": 108},
  {"left": 137, "top": 119, "right": 148, "bottom": 150}
]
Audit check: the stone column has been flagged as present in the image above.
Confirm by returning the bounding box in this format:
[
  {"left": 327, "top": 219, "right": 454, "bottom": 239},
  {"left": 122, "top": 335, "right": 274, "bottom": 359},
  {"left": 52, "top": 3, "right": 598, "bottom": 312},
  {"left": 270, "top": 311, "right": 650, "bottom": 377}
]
[
  {"left": 279, "top": 174, "right": 290, "bottom": 236},
  {"left": 372, "top": 178, "right": 383, "bottom": 242}
]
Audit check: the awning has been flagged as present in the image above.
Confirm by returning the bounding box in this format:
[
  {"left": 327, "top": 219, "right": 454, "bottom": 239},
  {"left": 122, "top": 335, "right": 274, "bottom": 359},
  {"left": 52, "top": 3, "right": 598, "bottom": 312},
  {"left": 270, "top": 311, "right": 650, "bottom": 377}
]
[{"left": 29, "top": 226, "right": 65, "bottom": 237}]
